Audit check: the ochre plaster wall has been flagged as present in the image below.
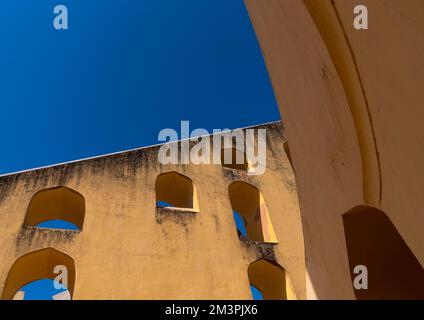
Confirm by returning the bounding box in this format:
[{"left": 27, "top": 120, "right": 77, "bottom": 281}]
[
  {"left": 245, "top": 0, "right": 424, "bottom": 299},
  {"left": 0, "top": 122, "right": 306, "bottom": 299}
]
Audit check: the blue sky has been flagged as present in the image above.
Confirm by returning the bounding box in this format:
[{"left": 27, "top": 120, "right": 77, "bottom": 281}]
[
  {"left": 0, "top": 0, "right": 279, "bottom": 175},
  {"left": 20, "top": 279, "right": 68, "bottom": 300}
]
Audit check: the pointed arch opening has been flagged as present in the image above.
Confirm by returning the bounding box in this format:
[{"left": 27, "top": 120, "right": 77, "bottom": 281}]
[
  {"left": 155, "top": 171, "right": 199, "bottom": 211},
  {"left": 221, "top": 147, "right": 249, "bottom": 171},
  {"left": 343, "top": 206, "right": 424, "bottom": 299},
  {"left": 248, "top": 259, "right": 295, "bottom": 300},
  {"left": 24, "top": 186, "right": 85, "bottom": 231},
  {"left": 228, "top": 181, "right": 277, "bottom": 243},
  {"left": 1, "top": 248, "right": 76, "bottom": 300}
]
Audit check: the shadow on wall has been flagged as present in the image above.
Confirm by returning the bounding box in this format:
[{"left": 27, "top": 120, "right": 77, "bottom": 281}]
[{"left": 343, "top": 206, "right": 424, "bottom": 300}]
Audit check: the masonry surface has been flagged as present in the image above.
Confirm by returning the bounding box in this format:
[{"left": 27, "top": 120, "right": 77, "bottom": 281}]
[
  {"left": 245, "top": 0, "right": 424, "bottom": 299},
  {"left": 0, "top": 121, "right": 306, "bottom": 299}
]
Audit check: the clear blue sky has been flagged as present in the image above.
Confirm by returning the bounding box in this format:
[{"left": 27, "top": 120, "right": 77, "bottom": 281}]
[{"left": 0, "top": 0, "right": 280, "bottom": 176}]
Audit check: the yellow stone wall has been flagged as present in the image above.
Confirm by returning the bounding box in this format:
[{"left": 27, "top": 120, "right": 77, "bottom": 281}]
[{"left": 0, "top": 122, "right": 306, "bottom": 300}]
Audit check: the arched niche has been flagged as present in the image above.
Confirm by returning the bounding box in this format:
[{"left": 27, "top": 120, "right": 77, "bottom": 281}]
[
  {"left": 24, "top": 186, "right": 85, "bottom": 230},
  {"left": 248, "top": 259, "right": 296, "bottom": 300},
  {"left": 1, "top": 248, "right": 76, "bottom": 300},
  {"left": 156, "top": 171, "right": 199, "bottom": 211}
]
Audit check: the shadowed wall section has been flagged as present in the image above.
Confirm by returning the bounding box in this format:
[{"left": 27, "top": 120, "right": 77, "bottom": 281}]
[{"left": 343, "top": 206, "right": 424, "bottom": 300}]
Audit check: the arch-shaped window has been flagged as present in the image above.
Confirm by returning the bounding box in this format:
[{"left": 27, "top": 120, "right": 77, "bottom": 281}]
[
  {"left": 24, "top": 186, "right": 85, "bottom": 231},
  {"left": 221, "top": 147, "right": 249, "bottom": 171},
  {"left": 228, "top": 181, "right": 277, "bottom": 243},
  {"left": 155, "top": 172, "right": 199, "bottom": 211},
  {"left": 248, "top": 259, "right": 295, "bottom": 300},
  {"left": 1, "top": 248, "right": 76, "bottom": 300},
  {"left": 343, "top": 206, "right": 424, "bottom": 299}
]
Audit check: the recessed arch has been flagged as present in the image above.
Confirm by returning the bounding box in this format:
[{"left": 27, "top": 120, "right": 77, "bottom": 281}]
[
  {"left": 248, "top": 259, "right": 296, "bottom": 300},
  {"left": 228, "top": 181, "right": 277, "bottom": 243},
  {"left": 155, "top": 171, "right": 199, "bottom": 211},
  {"left": 343, "top": 206, "right": 424, "bottom": 299},
  {"left": 1, "top": 248, "right": 76, "bottom": 300},
  {"left": 25, "top": 186, "right": 85, "bottom": 230},
  {"left": 221, "top": 147, "right": 249, "bottom": 171}
]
